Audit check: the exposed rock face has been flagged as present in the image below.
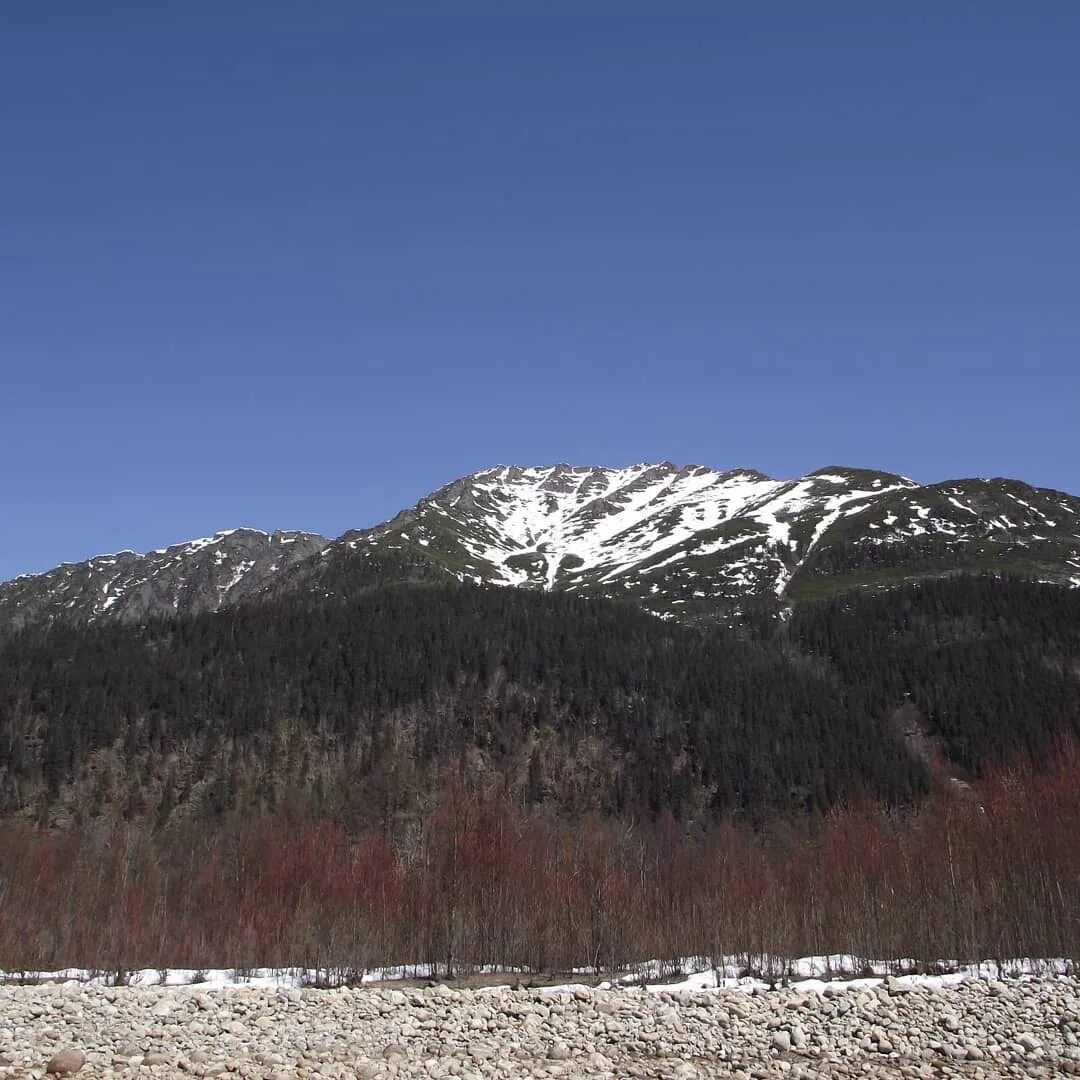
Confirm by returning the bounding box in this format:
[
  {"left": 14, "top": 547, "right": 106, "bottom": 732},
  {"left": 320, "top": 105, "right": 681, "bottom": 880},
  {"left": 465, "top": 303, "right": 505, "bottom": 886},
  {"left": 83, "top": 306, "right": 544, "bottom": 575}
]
[{"left": 0, "top": 529, "right": 328, "bottom": 633}]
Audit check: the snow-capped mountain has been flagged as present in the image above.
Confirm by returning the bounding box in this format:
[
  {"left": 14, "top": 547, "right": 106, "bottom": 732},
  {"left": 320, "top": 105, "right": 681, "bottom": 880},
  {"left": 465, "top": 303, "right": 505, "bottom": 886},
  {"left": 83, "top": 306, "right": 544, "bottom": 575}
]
[
  {"left": 3, "top": 464, "right": 1079, "bottom": 632},
  {"left": 334, "top": 464, "right": 914, "bottom": 603},
  {"left": 0, "top": 529, "right": 328, "bottom": 632},
  {"left": 318, "top": 463, "right": 1080, "bottom": 619}
]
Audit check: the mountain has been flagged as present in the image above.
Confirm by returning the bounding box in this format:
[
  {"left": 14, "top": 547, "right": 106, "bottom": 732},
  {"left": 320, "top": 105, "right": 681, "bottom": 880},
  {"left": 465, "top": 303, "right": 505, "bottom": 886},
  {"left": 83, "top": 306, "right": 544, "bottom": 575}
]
[
  {"left": 288, "top": 463, "right": 1080, "bottom": 621},
  {"left": 0, "top": 529, "right": 328, "bottom": 633},
  {"left": 2, "top": 463, "right": 1079, "bottom": 633},
  {"left": 2, "top": 463, "right": 1079, "bottom": 828},
  {"left": 3, "top": 574, "right": 1078, "bottom": 829}
]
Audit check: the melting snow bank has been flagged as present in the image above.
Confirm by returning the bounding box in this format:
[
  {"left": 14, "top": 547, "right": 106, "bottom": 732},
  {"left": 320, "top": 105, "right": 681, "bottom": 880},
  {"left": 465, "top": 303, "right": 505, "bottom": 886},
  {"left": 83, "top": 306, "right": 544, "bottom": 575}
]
[
  {"left": 609, "top": 955, "right": 1078, "bottom": 995},
  {"left": 1, "top": 955, "right": 1074, "bottom": 992}
]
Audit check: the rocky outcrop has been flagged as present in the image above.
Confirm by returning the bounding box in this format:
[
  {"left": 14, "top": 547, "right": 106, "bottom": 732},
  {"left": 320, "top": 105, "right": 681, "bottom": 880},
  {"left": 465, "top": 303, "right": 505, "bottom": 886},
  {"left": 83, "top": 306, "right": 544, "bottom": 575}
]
[{"left": 0, "top": 529, "right": 328, "bottom": 633}]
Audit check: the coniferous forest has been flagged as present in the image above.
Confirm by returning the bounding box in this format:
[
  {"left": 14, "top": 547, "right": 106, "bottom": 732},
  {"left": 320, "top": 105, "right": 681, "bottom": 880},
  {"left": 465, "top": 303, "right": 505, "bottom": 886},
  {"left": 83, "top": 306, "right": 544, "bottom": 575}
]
[{"left": 0, "top": 574, "right": 1078, "bottom": 974}]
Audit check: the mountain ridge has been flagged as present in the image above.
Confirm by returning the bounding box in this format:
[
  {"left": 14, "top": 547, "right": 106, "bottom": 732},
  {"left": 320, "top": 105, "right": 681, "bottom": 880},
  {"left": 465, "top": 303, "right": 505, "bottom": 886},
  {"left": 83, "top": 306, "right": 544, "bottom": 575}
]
[
  {"left": 3, "top": 463, "right": 1079, "bottom": 632},
  {"left": 0, "top": 527, "right": 329, "bottom": 632}
]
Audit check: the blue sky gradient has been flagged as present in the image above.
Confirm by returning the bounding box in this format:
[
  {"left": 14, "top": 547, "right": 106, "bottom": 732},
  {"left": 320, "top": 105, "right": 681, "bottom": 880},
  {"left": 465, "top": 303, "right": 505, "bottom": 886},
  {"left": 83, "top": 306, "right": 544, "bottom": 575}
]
[{"left": 2, "top": 2, "right": 1078, "bottom": 578}]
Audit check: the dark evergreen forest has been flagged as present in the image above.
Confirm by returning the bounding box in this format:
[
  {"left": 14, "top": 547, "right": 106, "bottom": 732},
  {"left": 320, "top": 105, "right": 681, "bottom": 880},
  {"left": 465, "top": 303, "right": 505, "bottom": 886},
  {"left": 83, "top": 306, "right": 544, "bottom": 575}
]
[{"left": 0, "top": 575, "right": 1077, "bottom": 830}]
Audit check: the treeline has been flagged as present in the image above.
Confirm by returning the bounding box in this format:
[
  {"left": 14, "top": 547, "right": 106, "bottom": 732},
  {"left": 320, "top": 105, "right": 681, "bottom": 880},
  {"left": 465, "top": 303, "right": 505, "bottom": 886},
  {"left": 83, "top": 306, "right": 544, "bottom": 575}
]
[{"left": 1, "top": 743, "right": 1078, "bottom": 977}]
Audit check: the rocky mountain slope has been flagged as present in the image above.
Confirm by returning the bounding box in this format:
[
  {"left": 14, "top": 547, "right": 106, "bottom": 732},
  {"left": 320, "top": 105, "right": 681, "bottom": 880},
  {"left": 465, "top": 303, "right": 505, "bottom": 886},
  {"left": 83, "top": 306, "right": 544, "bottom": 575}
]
[
  {"left": 0, "top": 529, "right": 328, "bottom": 632},
  {"left": 3, "top": 463, "right": 1079, "bottom": 632},
  {"left": 312, "top": 463, "right": 1080, "bottom": 620}
]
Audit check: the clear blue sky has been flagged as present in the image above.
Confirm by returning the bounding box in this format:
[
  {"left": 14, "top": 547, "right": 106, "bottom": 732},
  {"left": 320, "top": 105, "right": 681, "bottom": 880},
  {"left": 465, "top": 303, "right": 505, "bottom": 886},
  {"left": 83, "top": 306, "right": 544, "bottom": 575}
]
[{"left": 2, "top": 2, "right": 1078, "bottom": 578}]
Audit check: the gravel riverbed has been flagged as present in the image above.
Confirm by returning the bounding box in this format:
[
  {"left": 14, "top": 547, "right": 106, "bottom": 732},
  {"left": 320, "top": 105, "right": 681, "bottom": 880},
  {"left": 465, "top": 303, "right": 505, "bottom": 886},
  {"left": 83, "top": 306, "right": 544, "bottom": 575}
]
[{"left": 0, "top": 976, "right": 1078, "bottom": 1079}]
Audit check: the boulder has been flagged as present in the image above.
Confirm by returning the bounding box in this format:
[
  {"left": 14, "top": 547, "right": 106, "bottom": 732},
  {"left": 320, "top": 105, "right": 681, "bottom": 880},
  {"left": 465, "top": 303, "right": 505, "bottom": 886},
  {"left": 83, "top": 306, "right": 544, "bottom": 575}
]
[{"left": 46, "top": 1049, "right": 86, "bottom": 1076}]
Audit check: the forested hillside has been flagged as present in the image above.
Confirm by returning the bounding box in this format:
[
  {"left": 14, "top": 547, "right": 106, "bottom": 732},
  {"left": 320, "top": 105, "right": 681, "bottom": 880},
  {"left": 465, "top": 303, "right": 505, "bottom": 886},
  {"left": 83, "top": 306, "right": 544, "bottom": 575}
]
[
  {"left": 788, "top": 576, "right": 1080, "bottom": 772},
  {"left": 2, "top": 575, "right": 1077, "bottom": 832}
]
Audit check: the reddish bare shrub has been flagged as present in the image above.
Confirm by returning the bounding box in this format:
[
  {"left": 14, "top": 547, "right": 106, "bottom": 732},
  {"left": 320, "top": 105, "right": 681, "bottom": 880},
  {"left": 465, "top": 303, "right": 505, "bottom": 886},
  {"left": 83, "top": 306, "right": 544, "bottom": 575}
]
[{"left": 1, "top": 743, "right": 1078, "bottom": 975}]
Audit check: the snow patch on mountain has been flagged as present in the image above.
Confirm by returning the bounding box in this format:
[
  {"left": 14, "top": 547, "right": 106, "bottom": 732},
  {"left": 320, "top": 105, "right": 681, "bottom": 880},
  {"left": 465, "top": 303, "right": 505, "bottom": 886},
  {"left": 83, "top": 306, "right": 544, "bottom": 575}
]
[
  {"left": 4, "top": 464, "right": 1080, "bottom": 634},
  {"left": 0, "top": 529, "right": 329, "bottom": 630},
  {"left": 346, "top": 463, "right": 923, "bottom": 601}
]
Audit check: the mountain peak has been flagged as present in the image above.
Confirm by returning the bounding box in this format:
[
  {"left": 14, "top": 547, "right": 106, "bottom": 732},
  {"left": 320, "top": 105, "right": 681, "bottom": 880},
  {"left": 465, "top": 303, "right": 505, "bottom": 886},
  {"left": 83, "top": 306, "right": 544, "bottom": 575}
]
[
  {"left": 3, "top": 464, "right": 1079, "bottom": 635},
  {"left": 332, "top": 462, "right": 1080, "bottom": 618}
]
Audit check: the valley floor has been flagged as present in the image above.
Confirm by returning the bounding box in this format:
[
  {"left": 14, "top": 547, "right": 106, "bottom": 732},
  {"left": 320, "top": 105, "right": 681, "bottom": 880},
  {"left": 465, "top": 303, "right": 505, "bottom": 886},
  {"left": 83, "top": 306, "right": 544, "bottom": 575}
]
[{"left": 0, "top": 974, "right": 1077, "bottom": 1079}]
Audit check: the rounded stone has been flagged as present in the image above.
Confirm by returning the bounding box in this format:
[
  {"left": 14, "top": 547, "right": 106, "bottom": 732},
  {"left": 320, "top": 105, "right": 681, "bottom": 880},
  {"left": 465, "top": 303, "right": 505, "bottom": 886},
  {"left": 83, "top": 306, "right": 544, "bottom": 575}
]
[
  {"left": 46, "top": 1049, "right": 87, "bottom": 1076},
  {"left": 772, "top": 1031, "right": 792, "bottom": 1053}
]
